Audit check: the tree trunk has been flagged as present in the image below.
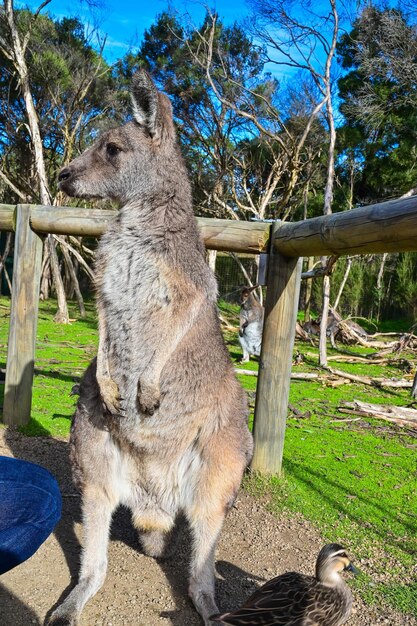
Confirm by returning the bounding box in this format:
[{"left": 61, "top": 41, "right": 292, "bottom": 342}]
[
  {"left": 412, "top": 370, "right": 417, "bottom": 400},
  {"left": 303, "top": 256, "right": 314, "bottom": 322},
  {"left": 40, "top": 247, "right": 51, "bottom": 300},
  {"left": 319, "top": 38, "right": 337, "bottom": 366},
  {"left": 319, "top": 274, "right": 331, "bottom": 366},
  {"left": 0, "top": 232, "right": 12, "bottom": 285},
  {"left": 254, "top": 255, "right": 263, "bottom": 305},
  {"left": 333, "top": 257, "right": 353, "bottom": 312},
  {"left": 375, "top": 252, "right": 388, "bottom": 322},
  {"left": 4, "top": 0, "right": 69, "bottom": 323},
  {"left": 301, "top": 180, "right": 313, "bottom": 321},
  {"left": 61, "top": 242, "right": 86, "bottom": 317},
  {"left": 48, "top": 235, "right": 69, "bottom": 323}
]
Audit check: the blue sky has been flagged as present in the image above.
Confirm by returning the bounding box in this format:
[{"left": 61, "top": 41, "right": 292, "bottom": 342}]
[
  {"left": 21, "top": 0, "right": 251, "bottom": 62},
  {"left": 19, "top": 0, "right": 343, "bottom": 83}
]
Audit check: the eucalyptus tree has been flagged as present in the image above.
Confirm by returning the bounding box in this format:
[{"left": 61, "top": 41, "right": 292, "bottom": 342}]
[
  {"left": 237, "top": 0, "right": 340, "bottom": 365},
  {"left": 115, "top": 11, "right": 278, "bottom": 220},
  {"left": 0, "top": 2, "right": 119, "bottom": 318},
  {"left": 335, "top": 4, "right": 417, "bottom": 322},
  {"left": 337, "top": 4, "right": 417, "bottom": 202}
]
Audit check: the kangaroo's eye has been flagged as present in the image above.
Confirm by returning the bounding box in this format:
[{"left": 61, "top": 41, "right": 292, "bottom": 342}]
[{"left": 106, "top": 143, "right": 121, "bottom": 157}]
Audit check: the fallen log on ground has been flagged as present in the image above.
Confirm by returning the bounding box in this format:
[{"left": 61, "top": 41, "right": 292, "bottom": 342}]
[
  {"left": 338, "top": 400, "right": 417, "bottom": 428},
  {"left": 234, "top": 368, "right": 320, "bottom": 380},
  {"left": 305, "top": 352, "right": 401, "bottom": 365},
  {"left": 295, "top": 321, "right": 312, "bottom": 342},
  {"left": 324, "top": 366, "right": 412, "bottom": 388},
  {"left": 235, "top": 367, "right": 413, "bottom": 389}
]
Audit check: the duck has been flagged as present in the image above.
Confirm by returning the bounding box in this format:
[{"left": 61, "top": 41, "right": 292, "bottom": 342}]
[{"left": 210, "top": 543, "right": 357, "bottom": 625}]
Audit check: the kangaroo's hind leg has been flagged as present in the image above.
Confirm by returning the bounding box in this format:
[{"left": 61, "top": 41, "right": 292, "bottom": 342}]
[
  {"left": 187, "top": 444, "right": 247, "bottom": 626},
  {"left": 48, "top": 365, "right": 120, "bottom": 626},
  {"left": 187, "top": 505, "right": 225, "bottom": 624},
  {"left": 238, "top": 335, "right": 250, "bottom": 363},
  {"left": 48, "top": 484, "right": 118, "bottom": 625}
]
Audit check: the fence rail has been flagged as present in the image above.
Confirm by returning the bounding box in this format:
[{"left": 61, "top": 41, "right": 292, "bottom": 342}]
[
  {"left": 1, "top": 196, "right": 417, "bottom": 474},
  {"left": 0, "top": 204, "right": 270, "bottom": 253},
  {"left": 274, "top": 195, "right": 417, "bottom": 257}
]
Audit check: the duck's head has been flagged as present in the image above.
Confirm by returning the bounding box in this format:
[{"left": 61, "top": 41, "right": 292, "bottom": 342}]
[{"left": 316, "top": 544, "right": 358, "bottom": 586}]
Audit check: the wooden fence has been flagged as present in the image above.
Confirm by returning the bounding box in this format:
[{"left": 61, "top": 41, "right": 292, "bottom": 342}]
[{"left": 1, "top": 196, "right": 417, "bottom": 475}]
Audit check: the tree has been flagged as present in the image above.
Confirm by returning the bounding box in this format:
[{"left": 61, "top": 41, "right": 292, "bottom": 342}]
[
  {"left": 0, "top": 0, "right": 71, "bottom": 322},
  {"left": 115, "top": 11, "right": 276, "bottom": 220},
  {"left": 337, "top": 5, "right": 417, "bottom": 202},
  {"left": 0, "top": 3, "right": 120, "bottom": 319},
  {"left": 334, "top": 4, "right": 417, "bottom": 327},
  {"left": 242, "top": 0, "right": 340, "bottom": 364}
]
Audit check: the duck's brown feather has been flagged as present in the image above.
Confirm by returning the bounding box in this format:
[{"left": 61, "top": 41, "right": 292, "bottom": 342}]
[{"left": 211, "top": 571, "right": 352, "bottom": 626}]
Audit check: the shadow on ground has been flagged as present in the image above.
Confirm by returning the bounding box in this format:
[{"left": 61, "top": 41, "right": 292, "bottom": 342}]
[{"left": 0, "top": 583, "right": 42, "bottom": 625}]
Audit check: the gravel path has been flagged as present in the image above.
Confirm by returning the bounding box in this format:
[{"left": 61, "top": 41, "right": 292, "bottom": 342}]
[{"left": 0, "top": 428, "right": 415, "bottom": 626}]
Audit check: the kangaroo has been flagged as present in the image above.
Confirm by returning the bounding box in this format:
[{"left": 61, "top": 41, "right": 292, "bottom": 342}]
[
  {"left": 238, "top": 286, "right": 264, "bottom": 362},
  {"left": 49, "top": 71, "right": 253, "bottom": 626}
]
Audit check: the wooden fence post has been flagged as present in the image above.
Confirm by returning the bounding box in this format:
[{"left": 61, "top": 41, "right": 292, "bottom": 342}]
[
  {"left": 3, "top": 205, "right": 43, "bottom": 426},
  {"left": 251, "top": 222, "right": 302, "bottom": 475}
]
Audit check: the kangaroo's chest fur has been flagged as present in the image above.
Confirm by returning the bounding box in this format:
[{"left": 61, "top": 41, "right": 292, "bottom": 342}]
[{"left": 93, "top": 206, "right": 234, "bottom": 432}]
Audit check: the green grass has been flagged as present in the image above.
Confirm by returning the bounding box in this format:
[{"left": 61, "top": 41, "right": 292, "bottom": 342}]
[
  {"left": 0, "top": 296, "right": 416, "bottom": 616},
  {"left": 0, "top": 297, "right": 98, "bottom": 436},
  {"left": 221, "top": 299, "right": 417, "bottom": 616}
]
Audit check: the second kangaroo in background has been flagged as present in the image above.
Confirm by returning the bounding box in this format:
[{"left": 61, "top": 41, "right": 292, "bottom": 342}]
[
  {"left": 49, "top": 70, "right": 253, "bottom": 626},
  {"left": 239, "top": 286, "right": 264, "bottom": 362}
]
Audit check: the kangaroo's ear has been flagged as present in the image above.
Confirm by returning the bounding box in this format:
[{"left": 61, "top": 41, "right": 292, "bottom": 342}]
[{"left": 131, "top": 70, "right": 160, "bottom": 137}]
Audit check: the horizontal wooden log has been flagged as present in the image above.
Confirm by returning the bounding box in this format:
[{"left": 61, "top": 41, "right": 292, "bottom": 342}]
[
  {"left": 274, "top": 195, "right": 417, "bottom": 257},
  {"left": 30, "top": 206, "right": 117, "bottom": 238},
  {"left": 5, "top": 194, "right": 417, "bottom": 257},
  {"left": 29, "top": 207, "right": 270, "bottom": 253},
  {"left": 197, "top": 217, "right": 270, "bottom": 253},
  {"left": 339, "top": 400, "right": 417, "bottom": 428},
  {"left": 235, "top": 368, "right": 320, "bottom": 380},
  {"left": 0, "top": 204, "right": 15, "bottom": 231}
]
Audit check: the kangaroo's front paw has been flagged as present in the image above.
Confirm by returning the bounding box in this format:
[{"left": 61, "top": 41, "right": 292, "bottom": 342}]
[
  {"left": 137, "top": 380, "right": 160, "bottom": 416},
  {"left": 98, "top": 376, "right": 121, "bottom": 415}
]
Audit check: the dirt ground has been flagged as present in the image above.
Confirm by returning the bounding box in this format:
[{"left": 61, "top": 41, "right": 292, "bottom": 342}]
[{"left": 0, "top": 428, "right": 415, "bottom": 626}]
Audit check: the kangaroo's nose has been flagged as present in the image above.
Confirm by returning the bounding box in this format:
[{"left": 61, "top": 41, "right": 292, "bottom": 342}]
[{"left": 58, "top": 167, "right": 72, "bottom": 182}]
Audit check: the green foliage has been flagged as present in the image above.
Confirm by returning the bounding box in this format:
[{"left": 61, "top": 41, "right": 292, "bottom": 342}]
[
  {"left": 336, "top": 6, "right": 417, "bottom": 203},
  {"left": 114, "top": 10, "right": 292, "bottom": 220},
  {"left": 0, "top": 9, "right": 120, "bottom": 203},
  {"left": 391, "top": 253, "right": 417, "bottom": 319},
  {"left": 308, "top": 253, "right": 417, "bottom": 323}
]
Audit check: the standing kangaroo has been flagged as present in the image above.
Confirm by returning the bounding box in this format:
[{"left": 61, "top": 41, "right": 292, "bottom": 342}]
[
  {"left": 49, "top": 71, "right": 253, "bottom": 626},
  {"left": 238, "top": 286, "right": 264, "bottom": 362}
]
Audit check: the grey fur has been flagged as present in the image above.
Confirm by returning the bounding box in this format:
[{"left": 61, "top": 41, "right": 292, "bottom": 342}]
[
  {"left": 238, "top": 287, "right": 264, "bottom": 362},
  {"left": 49, "top": 70, "right": 253, "bottom": 626}
]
